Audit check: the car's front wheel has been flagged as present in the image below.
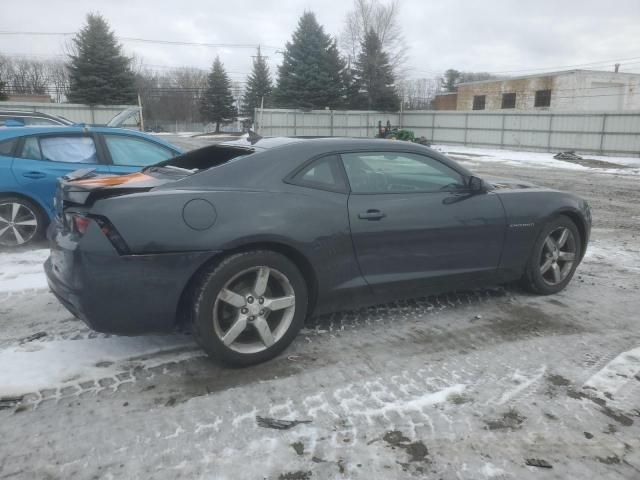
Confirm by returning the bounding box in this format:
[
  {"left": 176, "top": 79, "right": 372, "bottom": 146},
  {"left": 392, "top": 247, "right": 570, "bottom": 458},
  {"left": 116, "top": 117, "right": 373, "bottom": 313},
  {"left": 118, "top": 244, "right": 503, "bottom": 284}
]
[
  {"left": 0, "top": 196, "right": 47, "bottom": 248},
  {"left": 191, "top": 250, "right": 308, "bottom": 366},
  {"left": 522, "top": 215, "right": 582, "bottom": 295}
]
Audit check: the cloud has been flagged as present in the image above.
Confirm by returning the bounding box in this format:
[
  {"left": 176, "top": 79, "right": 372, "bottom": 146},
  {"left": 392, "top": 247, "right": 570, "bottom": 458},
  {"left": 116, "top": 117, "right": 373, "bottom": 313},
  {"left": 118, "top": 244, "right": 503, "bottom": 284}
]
[{"left": 1, "top": 0, "right": 639, "bottom": 81}]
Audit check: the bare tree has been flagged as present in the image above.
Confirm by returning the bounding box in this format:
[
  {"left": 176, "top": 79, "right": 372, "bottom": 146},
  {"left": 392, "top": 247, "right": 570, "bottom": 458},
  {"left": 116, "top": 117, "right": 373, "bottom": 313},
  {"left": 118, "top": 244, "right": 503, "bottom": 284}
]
[
  {"left": 48, "top": 61, "right": 70, "bottom": 102},
  {"left": 341, "top": 0, "right": 407, "bottom": 74},
  {"left": 136, "top": 67, "right": 208, "bottom": 127},
  {"left": 398, "top": 77, "right": 440, "bottom": 110}
]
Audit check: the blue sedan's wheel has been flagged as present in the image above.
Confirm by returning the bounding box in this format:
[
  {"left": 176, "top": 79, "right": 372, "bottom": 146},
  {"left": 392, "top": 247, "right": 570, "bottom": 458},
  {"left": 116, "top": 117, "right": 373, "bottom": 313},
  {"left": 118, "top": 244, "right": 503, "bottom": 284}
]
[
  {"left": 0, "top": 197, "right": 46, "bottom": 248},
  {"left": 191, "top": 250, "right": 308, "bottom": 365}
]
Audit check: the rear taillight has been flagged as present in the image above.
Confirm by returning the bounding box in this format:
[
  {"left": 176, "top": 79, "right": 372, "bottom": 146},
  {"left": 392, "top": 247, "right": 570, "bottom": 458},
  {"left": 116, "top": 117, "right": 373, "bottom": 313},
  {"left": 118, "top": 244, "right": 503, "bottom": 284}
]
[
  {"left": 65, "top": 213, "right": 130, "bottom": 255},
  {"left": 71, "top": 214, "right": 92, "bottom": 235}
]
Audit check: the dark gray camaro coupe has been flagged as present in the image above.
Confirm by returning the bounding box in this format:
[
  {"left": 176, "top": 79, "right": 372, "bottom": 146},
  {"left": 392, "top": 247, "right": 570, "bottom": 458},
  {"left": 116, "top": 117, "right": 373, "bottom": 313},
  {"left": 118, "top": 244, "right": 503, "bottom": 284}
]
[{"left": 46, "top": 137, "right": 591, "bottom": 365}]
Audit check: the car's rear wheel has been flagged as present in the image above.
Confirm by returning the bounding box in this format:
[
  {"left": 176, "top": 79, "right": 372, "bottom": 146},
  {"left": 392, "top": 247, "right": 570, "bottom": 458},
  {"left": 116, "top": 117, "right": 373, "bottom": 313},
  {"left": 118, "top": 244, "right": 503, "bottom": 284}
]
[
  {"left": 522, "top": 215, "right": 582, "bottom": 295},
  {"left": 191, "top": 250, "right": 308, "bottom": 366},
  {"left": 0, "top": 196, "right": 47, "bottom": 248}
]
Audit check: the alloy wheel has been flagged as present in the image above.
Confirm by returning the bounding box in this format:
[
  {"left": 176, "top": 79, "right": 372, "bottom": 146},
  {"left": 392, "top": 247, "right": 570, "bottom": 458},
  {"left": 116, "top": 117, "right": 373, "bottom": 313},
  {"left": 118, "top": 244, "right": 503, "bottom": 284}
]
[
  {"left": 539, "top": 226, "right": 577, "bottom": 286},
  {"left": 212, "top": 266, "right": 296, "bottom": 354},
  {"left": 0, "top": 202, "right": 38, "bottom": 247}
]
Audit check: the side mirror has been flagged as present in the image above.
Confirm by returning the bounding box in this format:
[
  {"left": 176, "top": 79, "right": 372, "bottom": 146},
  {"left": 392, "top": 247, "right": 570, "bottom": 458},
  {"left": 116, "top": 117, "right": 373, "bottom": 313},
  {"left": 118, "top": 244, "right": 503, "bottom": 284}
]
[{"left": 468, "top": 175, "right": 487, "bottom": 193}]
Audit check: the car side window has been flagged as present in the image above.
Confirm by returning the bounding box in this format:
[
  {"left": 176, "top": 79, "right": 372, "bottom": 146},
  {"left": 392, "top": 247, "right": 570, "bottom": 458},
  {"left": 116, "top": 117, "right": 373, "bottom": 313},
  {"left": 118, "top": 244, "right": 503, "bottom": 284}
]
[
  {"left": 290, "top": 155, "right": 347, "bottom": 193},
  {"left": 20, "top": 137, "right": 42, "bottom": 160},
  {"left": 104, "top": 135, "right": 175, "bottom": 167},
  {"left": 0, "top": 138, "right": 17, "bottom": 156},
  {"left": 39, "top": 136, "right": 98, "bottom": 164},
  {"left": 341, "top": 151, "right": 465, "bottom": 194}
]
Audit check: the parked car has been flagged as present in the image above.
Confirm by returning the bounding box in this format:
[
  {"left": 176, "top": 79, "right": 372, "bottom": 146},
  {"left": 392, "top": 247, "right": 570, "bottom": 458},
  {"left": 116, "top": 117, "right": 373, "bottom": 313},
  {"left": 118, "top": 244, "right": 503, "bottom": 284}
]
[
  {"left": 0, "top": 110, "right": 74, "bottom": 127},
  {"left": 46, "top": 137, "right": 591, "bottom": 365},
  {"left": 0, "top": 125, "right": 182, "bottom": 246}
]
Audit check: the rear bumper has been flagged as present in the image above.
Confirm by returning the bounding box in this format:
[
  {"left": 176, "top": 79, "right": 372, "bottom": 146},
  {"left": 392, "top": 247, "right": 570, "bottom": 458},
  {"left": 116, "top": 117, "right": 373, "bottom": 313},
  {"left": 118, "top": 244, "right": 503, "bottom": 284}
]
[{"left": 45, "top": 224, "right": 221, "bottom": 334}]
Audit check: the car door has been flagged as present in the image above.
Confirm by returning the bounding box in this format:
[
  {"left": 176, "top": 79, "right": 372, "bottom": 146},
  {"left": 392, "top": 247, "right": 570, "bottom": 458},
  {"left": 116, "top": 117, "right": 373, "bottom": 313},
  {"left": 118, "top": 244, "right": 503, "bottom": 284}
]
[
  {"left": 11, "top": 133, "right": 111, "bottom": 215},
  {"left": 100, "top": 133, "right": 178, "bottom": 174},
  {"left": 343, "top": 150, "right": 507, "bottom": 297}
]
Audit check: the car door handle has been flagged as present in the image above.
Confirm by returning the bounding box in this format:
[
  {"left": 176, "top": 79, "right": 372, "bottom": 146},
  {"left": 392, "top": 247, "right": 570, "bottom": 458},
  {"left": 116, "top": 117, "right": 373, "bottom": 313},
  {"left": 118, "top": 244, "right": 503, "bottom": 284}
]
[
  {"left": 358, "top": 209, "right": 386, "bottom": 220},
  {"left": 22, "top": 171, "right": 46, "bottom": 179}
]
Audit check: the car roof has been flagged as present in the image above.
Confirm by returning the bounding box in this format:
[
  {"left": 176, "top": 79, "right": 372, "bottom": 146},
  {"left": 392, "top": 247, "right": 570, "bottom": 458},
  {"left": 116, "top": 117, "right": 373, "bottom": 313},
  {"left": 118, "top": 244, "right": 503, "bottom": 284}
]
[{"left": 0, "top": 125, "right": 182, "bottom": 151}]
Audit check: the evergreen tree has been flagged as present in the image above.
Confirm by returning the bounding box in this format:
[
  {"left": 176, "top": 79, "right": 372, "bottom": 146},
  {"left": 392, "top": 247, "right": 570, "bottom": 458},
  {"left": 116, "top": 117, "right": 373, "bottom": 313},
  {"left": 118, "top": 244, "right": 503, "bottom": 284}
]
[
  {"left": 442, "top": 69, "right": 461, "bottom": 92},
  {"left": 274, "top": 12, "right": 346, "bottom": 109},
  {"left": 241, "top": 47, "right": 273, "bottom": 119},
  {"left": 352, "top": 29, "right": 400, "bottom": 111},
  {"left": 67, "top": 13, "right": 136, "bottom": 105},
  {"left": 200, "top": 56, "right": 236, "bottom": 133}
]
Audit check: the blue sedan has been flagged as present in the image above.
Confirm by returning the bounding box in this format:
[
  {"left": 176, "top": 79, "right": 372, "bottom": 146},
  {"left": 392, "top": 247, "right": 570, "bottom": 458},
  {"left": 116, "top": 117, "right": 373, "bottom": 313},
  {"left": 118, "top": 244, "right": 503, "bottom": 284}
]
[{"left": 0, "top": 125, "right": 182, "bottom": 247}]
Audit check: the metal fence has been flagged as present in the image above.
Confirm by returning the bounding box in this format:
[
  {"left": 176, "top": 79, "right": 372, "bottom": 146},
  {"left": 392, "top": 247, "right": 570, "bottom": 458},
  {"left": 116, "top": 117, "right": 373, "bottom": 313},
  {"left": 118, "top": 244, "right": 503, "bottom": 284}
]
[
  {"left": 0, "top": 101, "right": 138, "bottom": 126},
  {"left": 255, "top": 108, "right": 640, "bottom": 157}
]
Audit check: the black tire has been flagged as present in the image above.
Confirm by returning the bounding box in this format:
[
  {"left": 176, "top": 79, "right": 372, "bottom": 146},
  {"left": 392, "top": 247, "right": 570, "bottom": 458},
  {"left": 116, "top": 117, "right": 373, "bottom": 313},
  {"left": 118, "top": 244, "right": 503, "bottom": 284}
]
[
  {"left": 522, "top": 215, "right": 582, "bottom": 295},
  {"left": 0, "top": 196, "right": 48, "bottom": 248},
  {"left": 191, "top": 250, "right": 308, "bottom": 366}
]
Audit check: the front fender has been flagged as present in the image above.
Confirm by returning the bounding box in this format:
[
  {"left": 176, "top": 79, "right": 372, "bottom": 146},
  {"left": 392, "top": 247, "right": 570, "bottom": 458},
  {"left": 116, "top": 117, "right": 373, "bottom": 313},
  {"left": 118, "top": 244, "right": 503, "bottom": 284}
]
[{"left": 496, "top": 189, "right": 590, "bottom": 275}]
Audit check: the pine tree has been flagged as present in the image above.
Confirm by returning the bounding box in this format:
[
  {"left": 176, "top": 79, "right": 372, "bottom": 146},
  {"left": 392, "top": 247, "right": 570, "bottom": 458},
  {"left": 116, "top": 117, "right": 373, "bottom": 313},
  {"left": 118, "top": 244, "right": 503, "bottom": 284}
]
[
  {"left": 352, "top": 29, "right": 400, "bottom": 111},
  {"left": 67, "top": 13, "right": 137, "bottom": 105},
  {"left": 200, "top": 56, "right": 236, "bottom": 133},
  {"left": 241, "top": 47, "right": 273, "bottom": 119},
  {"left": 274, "top": 12, "right": 346, "bottom": 109},
  {"left": 442, "top": 69, "right": 461, "bottom": 92}
]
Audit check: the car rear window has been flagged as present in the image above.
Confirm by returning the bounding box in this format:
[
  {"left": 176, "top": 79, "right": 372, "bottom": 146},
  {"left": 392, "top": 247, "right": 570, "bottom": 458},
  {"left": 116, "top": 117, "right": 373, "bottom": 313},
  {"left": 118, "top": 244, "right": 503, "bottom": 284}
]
[{"left": 0, "top": 138, "right": 17, "bottom": 156}]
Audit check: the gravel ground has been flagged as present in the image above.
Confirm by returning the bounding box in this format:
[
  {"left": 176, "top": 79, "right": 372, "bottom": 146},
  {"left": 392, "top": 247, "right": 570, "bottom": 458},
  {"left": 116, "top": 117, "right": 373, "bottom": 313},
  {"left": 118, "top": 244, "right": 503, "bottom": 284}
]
[{"left": 0, "top": 137, "right": 639, "bottom": 480}]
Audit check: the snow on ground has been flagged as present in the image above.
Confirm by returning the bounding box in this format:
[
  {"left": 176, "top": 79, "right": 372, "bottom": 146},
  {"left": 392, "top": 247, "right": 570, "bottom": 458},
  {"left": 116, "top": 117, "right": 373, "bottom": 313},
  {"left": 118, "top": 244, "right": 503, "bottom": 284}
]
[
  {"left": 432, "top": 144, "right": 640, "bottom": 175},
  {"left": 0, "top": 248, "right": 49, "bottom": 293},
  {"left": 0, "top": 335, "right": 198, "bottom": 397}
]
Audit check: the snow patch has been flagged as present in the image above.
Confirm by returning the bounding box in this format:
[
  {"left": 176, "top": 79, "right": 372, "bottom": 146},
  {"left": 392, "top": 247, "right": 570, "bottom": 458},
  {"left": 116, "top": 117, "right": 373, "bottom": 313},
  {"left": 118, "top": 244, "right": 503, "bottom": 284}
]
[
  {"left": 433, "top": 144, "right": 640, "bottom": 175},
  {"left": 496, "top": 366, "right": 546, "bottom": 405},
  {"left": 481, "top": 462, "right": 507, "bottom": 478},
  {"left": 0, "top": 335, "right": 196, "bottom": 396},
  {"left": 359, "top": 384, "right": 466, "bottom": 417},
  {"left": 584, "top": 346, "right": 640, "bottom": 399},
  {"left": 0, "top": 249, "right": 49, "bottom": 293}
]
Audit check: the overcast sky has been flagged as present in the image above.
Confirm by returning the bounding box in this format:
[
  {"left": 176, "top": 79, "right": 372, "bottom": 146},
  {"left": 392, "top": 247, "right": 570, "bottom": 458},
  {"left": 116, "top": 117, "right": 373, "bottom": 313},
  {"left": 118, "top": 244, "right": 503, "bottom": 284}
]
[{"left": 2, "top": 0, "right": 640, "bottom": 83}]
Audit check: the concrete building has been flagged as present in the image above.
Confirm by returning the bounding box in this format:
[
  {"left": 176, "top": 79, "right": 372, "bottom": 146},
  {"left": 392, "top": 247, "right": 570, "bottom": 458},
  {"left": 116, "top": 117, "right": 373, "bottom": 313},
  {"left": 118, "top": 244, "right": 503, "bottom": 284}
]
[
  {"left": 433, "top": 92, "right": 457, "bottom": 110},
  {"left": 455, "top": 70, "right": 640, "bottom": 112}
]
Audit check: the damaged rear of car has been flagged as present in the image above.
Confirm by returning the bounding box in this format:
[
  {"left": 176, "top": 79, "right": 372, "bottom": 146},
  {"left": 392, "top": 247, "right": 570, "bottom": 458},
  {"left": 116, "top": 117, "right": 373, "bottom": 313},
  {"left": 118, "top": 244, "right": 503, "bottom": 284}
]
[{"left": 45, "top": 143, "right": 256, "bottom": 334}]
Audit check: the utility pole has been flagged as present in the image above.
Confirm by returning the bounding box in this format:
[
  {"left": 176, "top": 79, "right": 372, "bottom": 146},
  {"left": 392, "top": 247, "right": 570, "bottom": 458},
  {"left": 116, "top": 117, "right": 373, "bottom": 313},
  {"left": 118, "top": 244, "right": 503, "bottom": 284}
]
[{"left": 137, "top": 93, "right": 145, "bottom": 131}]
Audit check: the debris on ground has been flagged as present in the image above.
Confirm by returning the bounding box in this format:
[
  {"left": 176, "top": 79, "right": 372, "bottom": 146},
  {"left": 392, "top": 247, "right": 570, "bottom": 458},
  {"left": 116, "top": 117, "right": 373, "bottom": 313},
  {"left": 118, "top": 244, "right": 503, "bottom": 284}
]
[
  {"left": 0, "top": 396, "right": 23, "bottom": 410},
  {"left": 525, "top": 458, "right": 553, "bottom": 468},
  {"left": 20, "top": 332, "right": 47, "bottom": 344},
  {"left": 256, "top": 416, "right": 312, "bottom": 430},
  {"left": 554, "top": 151, "right": 583, "bottom": 160}
]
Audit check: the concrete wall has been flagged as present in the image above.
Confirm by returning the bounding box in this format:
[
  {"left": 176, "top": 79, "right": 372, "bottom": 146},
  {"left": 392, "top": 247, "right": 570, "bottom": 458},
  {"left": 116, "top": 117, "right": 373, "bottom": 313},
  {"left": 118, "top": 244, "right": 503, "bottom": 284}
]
[
  {"left": 456, "top": 71, "right": 640, "bottom": 112},
  {"left": 0, "top": 101, "right": 138, "bottom": 126},
  {"left": 256, "top": 108, "right": 640, "bottom": 157}
]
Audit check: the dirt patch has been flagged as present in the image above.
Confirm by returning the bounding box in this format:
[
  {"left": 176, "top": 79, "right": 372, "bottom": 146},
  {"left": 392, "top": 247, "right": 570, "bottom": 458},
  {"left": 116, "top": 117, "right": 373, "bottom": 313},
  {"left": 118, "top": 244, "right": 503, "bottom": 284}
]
[
  {"left": 596, "top": 455, "right": 621, "bottom": 465},
  {"left": 485, "top": 408, "right": 526, "bottom": 430},
  {"left": 291, "top": 442, "right": 304, "bottom": 456},
  {"left": 279, "top": 471, "right": 311, "bottom": 480},
  {"left": 547, "top": 374, "right": 571, "bottom": 386},
  {"left": 567, "top": 389, "right": 634, "bottom": 427},
  {"left": 383, "top": 431, "right": 429, "bottom": 463},
  {"left": 447, "top": 392, "right": 473, "bottom": 405}
]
